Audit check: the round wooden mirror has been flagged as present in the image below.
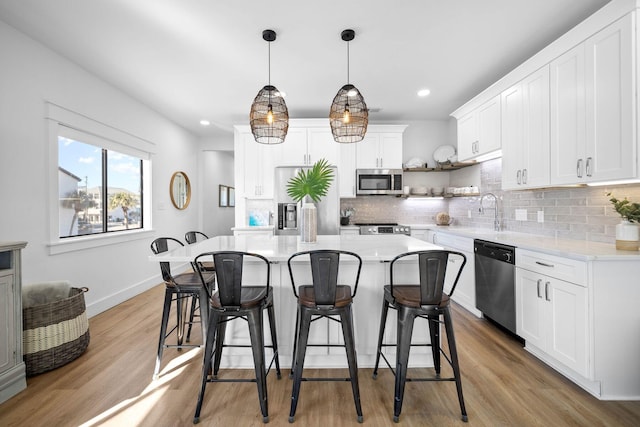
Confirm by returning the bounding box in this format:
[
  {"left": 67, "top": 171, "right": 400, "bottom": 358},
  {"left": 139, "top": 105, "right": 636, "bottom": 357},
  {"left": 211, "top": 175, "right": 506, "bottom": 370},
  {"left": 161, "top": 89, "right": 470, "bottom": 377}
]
[{"left": 170, "top": 171, "right": 191, "bottom": 210}]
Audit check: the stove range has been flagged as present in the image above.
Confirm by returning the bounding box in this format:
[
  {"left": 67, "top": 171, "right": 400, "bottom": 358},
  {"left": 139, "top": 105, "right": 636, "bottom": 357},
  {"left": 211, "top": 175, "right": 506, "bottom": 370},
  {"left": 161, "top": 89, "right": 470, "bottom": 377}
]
[{"left": 355, "top": 223, "right": 411, "bottom": 236}]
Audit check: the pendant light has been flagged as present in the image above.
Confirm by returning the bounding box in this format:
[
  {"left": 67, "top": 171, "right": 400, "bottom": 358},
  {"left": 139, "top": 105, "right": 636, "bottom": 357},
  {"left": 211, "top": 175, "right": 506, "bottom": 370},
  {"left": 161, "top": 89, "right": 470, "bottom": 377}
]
[
  {"left": 329, "top": 29, "right": 368, "bottom": 143},
  {"left": 250, "top": 29, "right": 289, "bottom": 144}
]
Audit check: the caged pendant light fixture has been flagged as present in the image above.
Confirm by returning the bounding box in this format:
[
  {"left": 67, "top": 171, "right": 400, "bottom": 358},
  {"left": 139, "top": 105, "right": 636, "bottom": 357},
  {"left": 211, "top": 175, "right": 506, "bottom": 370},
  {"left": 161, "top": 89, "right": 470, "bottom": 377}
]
[
  {"left": 329, "top": 29, "right": 368, "bottom": 143},
  {"left": 250, "top": 29, "right": 289, "bottom": 144}
]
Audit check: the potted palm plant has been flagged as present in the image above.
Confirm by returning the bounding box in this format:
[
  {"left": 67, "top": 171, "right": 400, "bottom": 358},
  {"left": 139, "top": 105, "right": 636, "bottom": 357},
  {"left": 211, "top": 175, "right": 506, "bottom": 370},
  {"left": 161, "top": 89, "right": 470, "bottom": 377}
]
[
  {"left": 287, "top": 158, "right": 334, "bottom": 242},
  {"left": 608, "top": 192, "right": 640, "bottom": 250}
]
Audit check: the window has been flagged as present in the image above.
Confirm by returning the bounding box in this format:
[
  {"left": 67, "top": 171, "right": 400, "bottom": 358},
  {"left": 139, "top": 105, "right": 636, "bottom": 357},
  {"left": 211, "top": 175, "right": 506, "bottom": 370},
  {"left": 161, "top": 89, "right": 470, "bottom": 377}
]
[
  {"left": 47, "top": 102, "right": 155, "bottom": 254},
  {"left": 58, "top": 137, "right": 143, "bottom": 238}
]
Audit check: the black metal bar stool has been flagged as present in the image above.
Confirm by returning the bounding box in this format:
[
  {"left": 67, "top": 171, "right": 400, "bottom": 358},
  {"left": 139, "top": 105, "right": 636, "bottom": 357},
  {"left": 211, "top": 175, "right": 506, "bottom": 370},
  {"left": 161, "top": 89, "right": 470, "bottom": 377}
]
[
  {"left": 287, "top": 250, "right": 363, "bottom": 423},
  {"left": 150, "top": 237, "right": 214, "bottom": 380},
  {"left": 193, "top": 251, "right": 281, "bottom": 424},
  {"left": 372, "top": 250, "right": 468, "bottom": 423}
]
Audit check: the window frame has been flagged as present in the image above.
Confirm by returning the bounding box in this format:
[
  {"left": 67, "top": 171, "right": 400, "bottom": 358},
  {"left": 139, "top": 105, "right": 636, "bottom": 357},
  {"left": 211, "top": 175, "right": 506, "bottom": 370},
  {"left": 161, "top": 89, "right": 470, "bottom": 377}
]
[{"left": 46, "top": 102, "right": 156, "bottom": 255}]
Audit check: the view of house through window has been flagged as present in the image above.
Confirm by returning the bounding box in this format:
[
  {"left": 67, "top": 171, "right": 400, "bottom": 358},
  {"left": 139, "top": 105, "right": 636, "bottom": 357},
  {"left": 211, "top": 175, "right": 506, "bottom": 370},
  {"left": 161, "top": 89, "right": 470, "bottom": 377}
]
[{"left": 58, "top": 136, "right": 143, "bottom": 238}]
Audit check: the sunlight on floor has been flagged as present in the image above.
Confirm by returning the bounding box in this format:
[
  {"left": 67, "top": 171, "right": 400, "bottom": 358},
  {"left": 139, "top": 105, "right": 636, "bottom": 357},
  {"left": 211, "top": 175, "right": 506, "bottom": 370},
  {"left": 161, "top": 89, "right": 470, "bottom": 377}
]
[{"left": 79, "top": 348, "right": 202, "bottom": 426}]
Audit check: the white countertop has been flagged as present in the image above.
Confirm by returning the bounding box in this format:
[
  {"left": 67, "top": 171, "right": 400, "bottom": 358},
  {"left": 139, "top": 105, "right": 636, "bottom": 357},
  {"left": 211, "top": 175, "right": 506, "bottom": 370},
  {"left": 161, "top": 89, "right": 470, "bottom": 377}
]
[
  {"left": 408, "top": 224, "right": 640, "bottom": 261},
  {"left": 150, "top": 234, "right": 441, "bottom": 263}
]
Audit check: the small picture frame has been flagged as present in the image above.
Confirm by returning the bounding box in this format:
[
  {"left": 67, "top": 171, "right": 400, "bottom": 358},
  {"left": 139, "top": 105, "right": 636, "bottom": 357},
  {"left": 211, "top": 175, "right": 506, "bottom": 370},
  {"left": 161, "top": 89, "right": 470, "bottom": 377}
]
[
  {"left": 219, "top": 185, "right": 228, "bottom": 207},
  {"left": 228, "top": 187, "right": 235, "bottom": 207}
]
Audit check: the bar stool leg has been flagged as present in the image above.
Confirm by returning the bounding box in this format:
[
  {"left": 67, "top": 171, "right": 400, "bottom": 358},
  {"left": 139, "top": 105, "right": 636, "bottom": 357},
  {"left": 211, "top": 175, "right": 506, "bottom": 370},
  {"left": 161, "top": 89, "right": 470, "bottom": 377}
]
[
  {"left": 247, "top": 309, "right": 269, "bottom": 423},
  {"left": 267, "top": 301, "right": 282, "bottom": 379},
  {"left": 176, "top": 293, "right": 187, "bottom": 347},
  {"left": 153, "top": 288, "right": 173, "bottom": 380},
  {"left": 428, "top": 314, "right": 441, "bottom": 376},
  {"left": 372, "top": 297, "right": 390, "bottom": 378},
  {"left": 186, "top": 294, "right": 198, "bottom": 342},
  {"left": 443, "top": 307, "right": 468, "bottom": 422},
  {"left": 212, "top": 318, "right": 227, "bottom": 378},
  {"left": 341, "top": 305, "right": 363, "bottom": 423},
  {"left": 393, "top": 307, "right": 416, "bottom": 423},
  {"left": 289, "top": 305, "right": 301, "bottom": 379},
  {"left": 289, "top": 307, "right": 311, "bottom": 423},
  {"left": 194, "top": 311, "right": 220, "bottom": 424},
  {"left": 198, "top": 287, "right": 208, "bottom": 346}
]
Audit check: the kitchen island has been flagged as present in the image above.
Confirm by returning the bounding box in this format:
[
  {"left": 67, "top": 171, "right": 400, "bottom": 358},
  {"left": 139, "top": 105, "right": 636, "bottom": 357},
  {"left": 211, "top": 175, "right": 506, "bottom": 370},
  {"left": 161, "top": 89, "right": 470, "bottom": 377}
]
[{"left": 150, "top": 234, "right": 443, "bottom": 369}]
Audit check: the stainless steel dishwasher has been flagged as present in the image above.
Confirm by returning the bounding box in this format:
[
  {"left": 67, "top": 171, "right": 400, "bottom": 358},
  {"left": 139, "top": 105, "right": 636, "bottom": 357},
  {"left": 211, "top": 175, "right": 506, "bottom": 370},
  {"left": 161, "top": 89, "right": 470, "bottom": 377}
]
[{"left": 474, "top": 239, "right": 517, "bottom": 335}]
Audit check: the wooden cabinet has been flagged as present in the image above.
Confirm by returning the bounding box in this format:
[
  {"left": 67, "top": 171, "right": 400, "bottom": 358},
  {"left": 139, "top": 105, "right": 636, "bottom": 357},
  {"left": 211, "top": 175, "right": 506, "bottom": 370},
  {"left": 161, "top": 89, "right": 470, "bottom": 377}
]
[
  {"left": 550, "top": 14, "right": 634, "bottom": 185},
  {"left": 501, "top": 66, "right": 550, "bottom": 190},
  {"left": 276, "top": 128, "right": 340, "bottom": 167},
  {"left": 516, "top": 249, "right": 589, "bottom": 378},
  {"left": 457, "top": 95, "right": 501, "bottom": 162},
  {"left": 355, "top": 132, "right": 404, "bottom": 169},
  {"left": 0, "top": 242, "right": 27, "bottom": 405}
]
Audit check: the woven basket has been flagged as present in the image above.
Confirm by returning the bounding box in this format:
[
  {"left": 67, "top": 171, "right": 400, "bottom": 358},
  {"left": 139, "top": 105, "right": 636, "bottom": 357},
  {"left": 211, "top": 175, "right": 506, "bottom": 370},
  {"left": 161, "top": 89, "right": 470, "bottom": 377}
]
[{"left": 23, "top": 287, "right": 90, "bottom": 376}]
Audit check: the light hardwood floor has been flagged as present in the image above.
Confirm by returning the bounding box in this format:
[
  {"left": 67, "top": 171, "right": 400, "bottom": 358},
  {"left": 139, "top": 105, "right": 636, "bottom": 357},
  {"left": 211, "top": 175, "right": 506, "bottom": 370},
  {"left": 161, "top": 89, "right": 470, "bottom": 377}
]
[{"left": 1, "top": 284, "right": 639, "bottom": 426}]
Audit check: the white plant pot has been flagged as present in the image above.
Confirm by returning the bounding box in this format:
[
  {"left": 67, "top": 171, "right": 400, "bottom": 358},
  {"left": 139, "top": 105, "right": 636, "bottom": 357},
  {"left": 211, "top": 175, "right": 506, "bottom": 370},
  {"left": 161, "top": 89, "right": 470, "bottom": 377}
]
[
  {"left": 300, "top": 202, "right": 317, "bottom": 243},
  {"left": 615, "top": 219, "right": 639, "bottom": 251}
]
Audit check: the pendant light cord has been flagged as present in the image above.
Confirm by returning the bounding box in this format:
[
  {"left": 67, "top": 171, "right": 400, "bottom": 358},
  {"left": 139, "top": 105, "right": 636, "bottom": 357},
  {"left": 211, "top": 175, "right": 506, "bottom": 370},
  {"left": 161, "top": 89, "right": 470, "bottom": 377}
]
[{"left": 346, "top": 40, "right": 350, "bottom": 84}]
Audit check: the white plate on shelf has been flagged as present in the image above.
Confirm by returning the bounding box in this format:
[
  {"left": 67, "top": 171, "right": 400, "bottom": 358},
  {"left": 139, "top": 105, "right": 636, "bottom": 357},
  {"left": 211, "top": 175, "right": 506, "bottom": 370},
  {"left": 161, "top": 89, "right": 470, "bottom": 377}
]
[{"left": 433, "top": 145, "right": 456, "bottom": 163}]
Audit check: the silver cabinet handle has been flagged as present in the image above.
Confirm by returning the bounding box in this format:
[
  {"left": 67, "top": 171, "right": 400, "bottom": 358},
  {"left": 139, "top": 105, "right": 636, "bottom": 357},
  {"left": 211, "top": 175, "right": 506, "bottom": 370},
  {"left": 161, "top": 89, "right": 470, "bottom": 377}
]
[
  {"left": 536, "top": 279, "right": 542, "bottom": 299},
  {"left": 517, "top": 170, "right": 522, "bottom": 185},
  {"left": 577, "top": 159, "right": 583, "bottom": 178},
  {"left": 535, "top": 261, "right": 554, "bottom": 268},
  {"left": 380, "top": 158, "right": 383, "bottom": 168},
  {"left": 586, "top": 157, "right": 593, "bottom": 177},
  {"left": 522, "top": 168, "right": 527, "bottom": 184},
  {"left": 545, "top": 281, "right": 551, "bottom": 301}
]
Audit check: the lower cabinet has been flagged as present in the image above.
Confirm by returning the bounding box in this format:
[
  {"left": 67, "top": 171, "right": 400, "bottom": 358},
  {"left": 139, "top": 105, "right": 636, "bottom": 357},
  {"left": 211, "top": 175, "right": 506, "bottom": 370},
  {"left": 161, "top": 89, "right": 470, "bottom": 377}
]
[{"left": 516, "top": 254, "right": 589, "bottom": 378}]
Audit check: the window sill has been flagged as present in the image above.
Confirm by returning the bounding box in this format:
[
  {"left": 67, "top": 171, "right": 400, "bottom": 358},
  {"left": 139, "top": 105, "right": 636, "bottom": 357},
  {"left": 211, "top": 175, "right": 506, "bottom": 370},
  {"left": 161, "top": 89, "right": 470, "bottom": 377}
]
[{"left": 48, "top": 228, "right": 154, "bottom": 255}]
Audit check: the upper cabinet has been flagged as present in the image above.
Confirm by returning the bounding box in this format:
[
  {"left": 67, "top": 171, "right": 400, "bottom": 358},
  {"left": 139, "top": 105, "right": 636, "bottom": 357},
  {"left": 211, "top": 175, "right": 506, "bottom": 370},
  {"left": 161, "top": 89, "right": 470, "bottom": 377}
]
[
  {"left": 550, "top": 14, "right": 634, "bottom": 185},
  {"left": 276, "top": 127, "right": 340, "bottom": 167},
  {"left": 501, "top": 66, "right": 550, "bottom": 190},
  {"left": 456, "top": 95, "right": 501, "bottom": 162},
  {"left": 239, "top": 131, "right": 276, "bottom": 199},
  {"left": 355, "top": 128, "right": 405, "bottom": 169}
]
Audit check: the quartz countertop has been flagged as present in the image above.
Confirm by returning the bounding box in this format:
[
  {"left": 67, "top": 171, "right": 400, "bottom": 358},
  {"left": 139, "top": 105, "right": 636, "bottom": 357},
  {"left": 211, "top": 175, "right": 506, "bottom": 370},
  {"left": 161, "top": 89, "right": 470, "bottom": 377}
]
[
  {"left": 408, "top": 224, "right": 640, "bottom": 261},
  {"left": 150, "top": 234, "right": 441, "bottom": 263}
]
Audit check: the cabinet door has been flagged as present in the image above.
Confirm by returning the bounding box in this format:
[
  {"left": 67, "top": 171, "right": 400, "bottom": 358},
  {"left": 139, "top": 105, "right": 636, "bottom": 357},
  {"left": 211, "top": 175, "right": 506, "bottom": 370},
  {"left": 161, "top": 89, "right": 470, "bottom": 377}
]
[
  {"left": 378, "top": 133, "right": 403, "bottom": 169},
  {"left": 339, "top": 143, "right": 356, "bottom": 197},
  {"left": 0, "top": 274, "right": 14, "bottom": 374},
  {"left": 516, "top": 268, "right": 545, "bottom": 349},
  {"left": 355, "top": 134, "right": 380, "bottom": 168},
  {"left": 547, "top": 278, "right": 589, "bottom": 377},
  {"left": 501, "top": 83, "right": 524, "bottom": 190},
  {"left": 550, "top": 44, "right": 586, "bottom": 185},
  {"left": 276, "top": 128, "right": 308, "bottom": 166},
  {"left": 308, "top": 128, "right": 340, "bottom": 167},
  {"left": 457, "top": 113, "right": 476, "bottom": 161},
  {"left": 476, "top": 95, "right": 501, "bottom": 156},
  {"left": 521, "top": 66, "right": 550, "bottom": 188},
  {"left": 243, "top": 133, "right": 276, "bottom": 198},
  {"left": 584, "top": 14, "right": 634, "bottom": 182}
]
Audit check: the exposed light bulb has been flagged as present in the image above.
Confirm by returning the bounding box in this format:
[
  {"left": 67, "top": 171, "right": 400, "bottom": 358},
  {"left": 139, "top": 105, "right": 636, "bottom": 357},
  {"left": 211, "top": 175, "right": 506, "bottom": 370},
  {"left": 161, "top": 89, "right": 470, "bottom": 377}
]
[
  {"left": 343, "top": 106, "right": 351, "bottom": 124},
  {"left": 267, "top": 105, "right": 274, "bottom": 124}
]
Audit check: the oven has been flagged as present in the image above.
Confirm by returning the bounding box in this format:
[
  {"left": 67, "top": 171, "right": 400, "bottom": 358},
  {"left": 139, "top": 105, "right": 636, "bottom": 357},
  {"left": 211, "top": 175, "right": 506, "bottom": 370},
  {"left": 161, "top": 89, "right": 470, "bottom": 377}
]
[
  {"left": 356, "top": 169, "right": 403, "bottom": 195},
  {"left": 357, "top": 223, "right": 411, "bottom": 236}
]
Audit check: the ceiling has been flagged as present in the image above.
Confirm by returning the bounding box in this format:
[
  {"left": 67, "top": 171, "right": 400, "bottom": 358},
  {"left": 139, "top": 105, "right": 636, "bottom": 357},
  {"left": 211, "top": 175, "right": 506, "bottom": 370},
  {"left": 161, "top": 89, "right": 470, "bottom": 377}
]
[{"left": 0, "top": 0, "right": 611, "bottom": 138}]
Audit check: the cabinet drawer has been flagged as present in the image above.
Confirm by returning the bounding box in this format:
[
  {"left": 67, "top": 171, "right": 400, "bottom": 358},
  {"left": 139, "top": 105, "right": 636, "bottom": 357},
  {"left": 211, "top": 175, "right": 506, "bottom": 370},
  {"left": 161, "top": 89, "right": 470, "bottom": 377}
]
[
  {"left": 516, "top": 249, "right": 587, "bottom": 286},
  {"left": 433, "top": 232, "right": 473, "bottom": 252}
]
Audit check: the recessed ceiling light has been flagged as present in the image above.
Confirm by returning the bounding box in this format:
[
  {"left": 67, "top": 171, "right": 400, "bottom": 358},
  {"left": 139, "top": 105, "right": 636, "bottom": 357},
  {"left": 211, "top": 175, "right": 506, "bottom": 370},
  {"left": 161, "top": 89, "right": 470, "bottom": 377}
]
[
  {"left": 417, "top": 89, "right": 431, "bottom": 97},
  {"left": 200, "top": 120, "right": 210, "bottom": 126}
]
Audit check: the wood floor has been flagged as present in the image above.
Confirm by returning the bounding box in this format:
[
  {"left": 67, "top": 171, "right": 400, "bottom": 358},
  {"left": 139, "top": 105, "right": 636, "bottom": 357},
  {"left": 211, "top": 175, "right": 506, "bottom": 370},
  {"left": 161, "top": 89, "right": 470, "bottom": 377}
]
[{"left": 1, "top": 284, "right": 639, "bottom": 427}]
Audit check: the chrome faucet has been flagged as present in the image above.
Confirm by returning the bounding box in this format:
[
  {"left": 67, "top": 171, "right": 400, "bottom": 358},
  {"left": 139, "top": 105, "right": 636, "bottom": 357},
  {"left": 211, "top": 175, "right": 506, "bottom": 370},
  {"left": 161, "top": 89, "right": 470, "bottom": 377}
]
[{"left": 479, "top": 192, "right": 501, "bottom": 231}]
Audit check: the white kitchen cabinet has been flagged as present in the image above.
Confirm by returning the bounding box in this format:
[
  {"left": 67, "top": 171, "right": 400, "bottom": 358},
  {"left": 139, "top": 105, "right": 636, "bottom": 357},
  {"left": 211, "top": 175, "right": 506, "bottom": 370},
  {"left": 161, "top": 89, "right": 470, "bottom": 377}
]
[
  {"left": 355, "top": 132, "right": 404, "bottom": 169},
  {"left": 276, "top": 127, "right": 340, "bottom": 167},
  {"left": 501, "top": 66, "right": 550, "bottom": 190},
  {"left": 241, "top": 132, "right": 276, "bottom": 198},
  {"left": 0, "top": 242, "right": 27, "bottom": 405},
  {"left": 516, "top": 250, "right": 589, "bottom": 378},
  {"left": 339, "top": 227, "right": 359, "bottom": 236},
  {"left": 338, "top": 143, "right": 356, "bottom": 197},
  {"left": 457, "top": 95, "right": 501, "bottom": 162},
  {"left": 550, "top": 14, "right": 634, "bottom": 185}
]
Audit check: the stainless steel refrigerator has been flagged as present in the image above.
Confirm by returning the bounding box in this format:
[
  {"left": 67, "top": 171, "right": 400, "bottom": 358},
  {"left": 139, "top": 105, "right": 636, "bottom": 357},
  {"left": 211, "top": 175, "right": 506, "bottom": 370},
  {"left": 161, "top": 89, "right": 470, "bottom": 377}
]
[{"left": 274, "top": 166, "right": 339, "bottom": 236}]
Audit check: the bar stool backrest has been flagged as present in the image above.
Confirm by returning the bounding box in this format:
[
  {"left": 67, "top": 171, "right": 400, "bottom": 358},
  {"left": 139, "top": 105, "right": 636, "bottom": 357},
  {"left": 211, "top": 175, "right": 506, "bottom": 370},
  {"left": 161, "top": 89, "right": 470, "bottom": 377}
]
[
  {"left": 150, "top": 237, "right": 185, "bottom": 284},
  {"left": 288, "top": 250, "right": 362, "bottom": 307},
  {"left": 195, "top": 251, "right": 270, "bottom": 308},
  {"left": 185, "top": 231, "right": 209, "bottom": 245},
  {"left": 390, "top": 250, "right": 466, "bottom": 305}
]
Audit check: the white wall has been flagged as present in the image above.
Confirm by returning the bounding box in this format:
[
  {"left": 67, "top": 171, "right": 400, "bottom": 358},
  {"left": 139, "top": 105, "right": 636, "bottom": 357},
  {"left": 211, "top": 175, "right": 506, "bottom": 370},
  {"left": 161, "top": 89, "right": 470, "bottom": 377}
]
[
  {"left": 0, "top": 21, "right": 202, "bottom": 316},
  {"left": 200, "top": 150, "right": 235, "bottom": 236}
]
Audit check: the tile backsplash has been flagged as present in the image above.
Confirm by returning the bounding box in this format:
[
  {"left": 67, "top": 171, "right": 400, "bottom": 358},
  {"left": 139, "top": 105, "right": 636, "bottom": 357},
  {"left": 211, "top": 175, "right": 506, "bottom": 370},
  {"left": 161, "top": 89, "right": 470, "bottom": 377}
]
[{"left": 341, "top": 158, "right": 640, "bottom": 245}]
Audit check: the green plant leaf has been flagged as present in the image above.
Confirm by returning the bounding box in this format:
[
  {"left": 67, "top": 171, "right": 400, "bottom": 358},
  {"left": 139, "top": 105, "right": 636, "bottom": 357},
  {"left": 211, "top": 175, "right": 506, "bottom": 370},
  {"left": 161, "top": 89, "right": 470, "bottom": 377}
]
[
  {"left": 607, "top": 192, "right": 640, "bottom": 223},
  {"left": 286, "top": 158, "right": 335, "bottom": 203}
]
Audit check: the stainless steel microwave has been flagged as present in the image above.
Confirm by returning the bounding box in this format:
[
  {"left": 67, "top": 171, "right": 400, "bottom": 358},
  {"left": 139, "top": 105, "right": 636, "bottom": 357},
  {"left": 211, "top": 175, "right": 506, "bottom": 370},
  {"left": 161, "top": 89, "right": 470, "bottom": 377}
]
[{"left": 356, "top": 169, "right": 403, "bottom": 195}]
